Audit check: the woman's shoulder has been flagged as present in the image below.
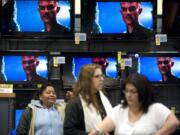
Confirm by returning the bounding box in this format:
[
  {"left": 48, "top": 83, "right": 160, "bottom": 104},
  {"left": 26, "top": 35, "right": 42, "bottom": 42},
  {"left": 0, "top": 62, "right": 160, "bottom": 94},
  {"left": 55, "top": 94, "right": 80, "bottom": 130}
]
[
  {"left": 20, "top": 106, "right": 33, "bottom": 119},
  {"left": 68, "top": 96, "right": 81, "bottom": 103},
  {"left": 55, "top": 99, "right": 66, "bottom": 106},
  {"left": 65, "top": 96, "right": 84, "bottom": 114},
  {"left": 24, "top": 105, "right": 33, "bottom": 112},
  {"left": 55, "top": 102, "right": 66, "bottom": 109},
  {"left": 112, "top": 104, "right": 127, "bottom": 113},
  {"left": 148, "top": 103, "right": 170, "bottom": 113},
  {"left": 149, "top": 103, "right": 167, "bottom": 109},
  {"left": 108, "top": 104, "right": 128, "bottom": 121},
  {"left": 66, "top": 96, "right": 82, "bottom": 108}
]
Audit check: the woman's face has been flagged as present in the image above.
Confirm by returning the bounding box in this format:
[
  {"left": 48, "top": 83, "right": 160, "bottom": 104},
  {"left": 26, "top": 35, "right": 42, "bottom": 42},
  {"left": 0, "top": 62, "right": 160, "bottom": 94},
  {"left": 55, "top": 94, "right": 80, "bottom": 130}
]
[
  {"left": 124, "top": 83, "right": 139, "bottom": 107},
  {"left": 39, "top": 86, "right": 57, "bottom": 108},
  {"left": 92, "top": 68, "right": 104, "bottom": 92}
]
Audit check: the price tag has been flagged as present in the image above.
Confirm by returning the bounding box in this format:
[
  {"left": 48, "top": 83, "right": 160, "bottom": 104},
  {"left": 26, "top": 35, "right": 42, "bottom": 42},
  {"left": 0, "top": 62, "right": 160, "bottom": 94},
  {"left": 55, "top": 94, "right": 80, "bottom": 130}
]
[
  {"left": 53, "top": 57, "right": 59, "bottom": 67},
  {"left": 121, "top": 59, "right": 125, "bottom": 70},
  {"left": 155, "top": 35, "right": 161, "bottom": 46},
  {"left": 117, "top": 51, "right": 121, "bottom": 64},
  {"left": 0, "top": 84, "right": 13, "bottom": 93}
]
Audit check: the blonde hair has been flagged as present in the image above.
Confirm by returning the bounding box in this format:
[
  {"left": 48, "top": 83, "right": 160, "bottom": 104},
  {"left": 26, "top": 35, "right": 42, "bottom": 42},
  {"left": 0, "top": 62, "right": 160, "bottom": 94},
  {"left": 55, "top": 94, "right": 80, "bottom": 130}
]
[{"left": 73, "top": 63, "right": 104, "bottom": 113}]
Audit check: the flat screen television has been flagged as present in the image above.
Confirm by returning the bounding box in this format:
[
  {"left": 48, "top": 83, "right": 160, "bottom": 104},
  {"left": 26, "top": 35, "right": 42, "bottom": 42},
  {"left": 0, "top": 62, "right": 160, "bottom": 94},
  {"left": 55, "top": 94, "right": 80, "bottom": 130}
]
[
  {"left": 0, "top": 52, "right": 49, "bottom": 84},
  {"left": 82, "top": 0, "right": 156, "bottom": 40},
  {"left": 162, "top": 0, "right": 180, "bottom": 37},
  {"left": 60, "top": 52, "right": 120, "bottom": 89},
  {"left": 1, "top": 0, "right": 74, "bottom": 39},
  {"left": 137, "top": 52, "right": 180, "bottom": 85}
]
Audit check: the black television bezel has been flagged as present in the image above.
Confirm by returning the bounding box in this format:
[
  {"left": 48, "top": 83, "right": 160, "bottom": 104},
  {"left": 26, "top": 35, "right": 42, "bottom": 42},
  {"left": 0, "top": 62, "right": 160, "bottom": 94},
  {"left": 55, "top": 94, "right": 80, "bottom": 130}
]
[
  {"left": 1, "top": 0, "right": 74, "bottom": 39},
  {"left": 161, "top": 0, "right": 180, "bottom": 37},
  {"left": 135, "top": 52, "right": 180, "bottom": 86},
  {"left": 0, "top": 51, "right": 49, "bottom": 85},
  {"left": 60, "top": 52, "right": 119, "bottom": 89},
  {"left": 81, "top": 0, "right": 157, "bottom": 41}
]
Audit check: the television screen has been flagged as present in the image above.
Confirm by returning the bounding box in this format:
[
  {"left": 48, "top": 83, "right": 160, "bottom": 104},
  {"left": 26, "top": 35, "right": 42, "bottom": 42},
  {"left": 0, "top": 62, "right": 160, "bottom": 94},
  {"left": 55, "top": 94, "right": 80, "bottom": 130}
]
[
  {"left": 137, "top": 53, "right": 180, "bottom": 84},
  {"left": 73, "top": 57, "right": 118, "bottom": 80},
  {"left": 82, "top": 0, "right": 156, "bottom": 40},
  {"left": 1, "top": 0, "right": 74, "bottom": 38},
  {"left": 0, "top": 52, "right": 48, "bottom": 84},
  {"left": 61, "top": 53, "right": 120, "bottom": 89},
  {"left": 162, "top": 0, "right": 180, "bottom": 37}
]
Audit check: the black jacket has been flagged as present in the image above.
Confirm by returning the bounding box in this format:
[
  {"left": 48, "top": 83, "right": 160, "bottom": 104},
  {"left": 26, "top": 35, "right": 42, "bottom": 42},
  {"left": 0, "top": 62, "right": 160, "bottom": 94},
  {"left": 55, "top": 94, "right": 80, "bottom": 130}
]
[
  {"left": 64, "top": 94, "right": 114, "bottom": 135},
  {"left": 64, "top": 97, "right": 87, "bottom": 135}
]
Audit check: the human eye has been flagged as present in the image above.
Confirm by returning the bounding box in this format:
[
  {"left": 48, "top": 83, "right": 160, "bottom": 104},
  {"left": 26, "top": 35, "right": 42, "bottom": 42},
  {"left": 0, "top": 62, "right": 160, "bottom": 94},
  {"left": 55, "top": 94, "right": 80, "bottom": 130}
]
[
  {"left": 47, "top": 5, "right": 54, "bottom": 10},
  {"left": 129, "top": 6, "right": 136, "bottom": 12},
  {"left": 39, "top": 6, "right": 45, "bottom": 10}
]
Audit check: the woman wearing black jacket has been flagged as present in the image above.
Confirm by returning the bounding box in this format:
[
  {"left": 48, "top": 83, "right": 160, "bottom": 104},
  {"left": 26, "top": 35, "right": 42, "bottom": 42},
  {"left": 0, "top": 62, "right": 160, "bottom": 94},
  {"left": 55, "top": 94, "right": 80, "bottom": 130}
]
[{"left": 64, "top": 64, "right": 112, "bottom": 135}]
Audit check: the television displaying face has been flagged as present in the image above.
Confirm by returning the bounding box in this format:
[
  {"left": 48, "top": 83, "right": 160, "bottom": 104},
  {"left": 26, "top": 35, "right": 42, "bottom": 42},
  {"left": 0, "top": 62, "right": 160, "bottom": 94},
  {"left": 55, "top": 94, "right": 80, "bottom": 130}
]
[
  {"left": 1, "top": 56, "right": 48, "bottom": 83},
  {"left": 81, "top": 0, "right": 155, "bottom": 40},
  {"left": 72, "top": 57, "right": 118, "bottom": 80},
  {"left": 138, "top": 56, "right": 180, "bottom": 83},
  {"left": 1, "top": 0, "right": 72, "bottom": 35},
  {"left": 61, "top": 55, "right": 119, "bottom": 88},
  {"left": 93, "top": 1, "right": 154, "bottom": 34}
]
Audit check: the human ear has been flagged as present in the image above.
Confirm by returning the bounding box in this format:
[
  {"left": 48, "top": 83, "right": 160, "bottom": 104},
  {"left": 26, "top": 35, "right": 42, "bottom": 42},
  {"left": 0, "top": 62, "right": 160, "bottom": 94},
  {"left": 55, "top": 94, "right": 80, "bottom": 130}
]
[
  {"left": 138, "top": 8, "right": 142, "bottom": 15},
  {"left": 56, "top": 6, "right": 60, "bottom": 13},
  {"left": 35, "top": 60, "right": 40, "bottom": 66},
  {"left": 171, "top": 62, "right": 174, "bottom": 67}
]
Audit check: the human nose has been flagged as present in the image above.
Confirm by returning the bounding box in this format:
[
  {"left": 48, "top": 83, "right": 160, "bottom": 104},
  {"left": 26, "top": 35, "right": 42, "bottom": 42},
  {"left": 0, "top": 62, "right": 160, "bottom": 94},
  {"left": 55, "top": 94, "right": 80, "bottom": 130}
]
[
  {"left": 50, "top": 92, "right": 56, "bottom": 96},
  {"left": 24, "top": 63, "right": 30, "bottom": 67},
  {"left": 126, "top": 9, "right": 131, "bottom": 14},
  {"left": 101, "top": 76, "right": 104, "bottom": 81},
  {"left": 126, "top": 92, "right": 131, "bottom": 97},
  {"left": 44, "top": 8, "right": 49, "bottom": 13},
  {"left": 99, "top": 75, "right": 105, "bottom": 82}
]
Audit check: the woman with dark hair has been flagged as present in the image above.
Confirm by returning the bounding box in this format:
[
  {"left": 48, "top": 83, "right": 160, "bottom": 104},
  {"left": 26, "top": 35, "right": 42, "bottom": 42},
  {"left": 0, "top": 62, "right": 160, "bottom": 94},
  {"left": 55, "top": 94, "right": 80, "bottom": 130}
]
[
  {"left": 64, "top": 64, "right": 112, "bottom": 135},
  {"left": 16, "top": 83, "right": 66, "bottom": 135},
  {"left": 89, "top": 73, "right": 180, "bottom": 135}
]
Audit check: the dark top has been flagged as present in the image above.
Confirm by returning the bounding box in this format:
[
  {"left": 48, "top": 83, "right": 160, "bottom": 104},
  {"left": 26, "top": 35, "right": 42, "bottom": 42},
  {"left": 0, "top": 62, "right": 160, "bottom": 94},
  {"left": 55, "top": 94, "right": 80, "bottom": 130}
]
[
  {"left": 16, "top": 107, "right": 32, "bottom": 135},
  {"left": 129, "top": 23, "right": 153, "bottom": 39},
  {"left": 64, "top": 97, "right": 87, "bottom": 135},
  {"left": 64, "top": 93, "right": 113, "bottom": 135},
  {"left": 96, "top": 92, "right": 107, "bottom": 119},
  {"left": 162, "top": 74, "right": 180, "bottom": 83},
  {"left": 28, "top": 74, "right": 47, "bottom": 83},
  {"left": 48, "top": 24, "right": 70, "bottom": 34}
]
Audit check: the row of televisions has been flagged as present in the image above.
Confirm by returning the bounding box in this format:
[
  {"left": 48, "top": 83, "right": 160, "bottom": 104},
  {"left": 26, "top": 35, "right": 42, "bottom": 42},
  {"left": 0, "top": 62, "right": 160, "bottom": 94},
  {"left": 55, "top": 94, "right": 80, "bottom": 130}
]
[
  {"left": 1, "top": 0, "right": 180, "bottom": 40},
  {"left": 0, "top": 51, "right": 180, "bottom": 87}
]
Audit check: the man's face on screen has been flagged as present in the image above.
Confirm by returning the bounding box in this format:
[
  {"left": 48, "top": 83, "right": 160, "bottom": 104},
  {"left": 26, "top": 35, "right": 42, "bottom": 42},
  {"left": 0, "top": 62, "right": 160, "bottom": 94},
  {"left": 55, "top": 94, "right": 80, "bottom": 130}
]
[
  {"left": 22, "top": 56, "right": 38, "bottom": 75},
  {"left": 120, "top": 2, "right": 142, "bottom": 26},
  {"left": 157, "top": 57, "right": 173, "bottom": 76},
  {"left": 38, "top": 0, "right": 59, "bottom": 24}
]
